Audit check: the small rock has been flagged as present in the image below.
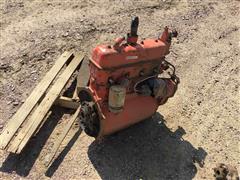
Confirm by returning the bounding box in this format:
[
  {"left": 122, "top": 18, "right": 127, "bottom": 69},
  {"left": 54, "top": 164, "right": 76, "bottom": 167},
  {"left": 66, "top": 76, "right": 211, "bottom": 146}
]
[
  {"left": 62, "top": 32, "right": 69, "bottom": 37},
  {"left": 72, "top": 5, "right": 78, "bottom": 9},
  {"left": 0, "top": 63, "right": 10, "bottom": 70},
  {"left": 20, "top": 59, "right": 25, "bottom": 65},
  {"left": 76, "top": 34, "right": 83, "bottom": 40},
  {"left": 13, "top": 101, "right": 19, "bottom": 106},
  {"left": 7, "top": 101, "right": 12, "bottom": 105},
  {"left": 18, "top": 3, "right": 24, "bottom": 7},
  {"left": 11, "top": 85, "right": 15, "bottom": 91},
  {"left": 197, "top": 100, "right": 201, "bottom": 105}
]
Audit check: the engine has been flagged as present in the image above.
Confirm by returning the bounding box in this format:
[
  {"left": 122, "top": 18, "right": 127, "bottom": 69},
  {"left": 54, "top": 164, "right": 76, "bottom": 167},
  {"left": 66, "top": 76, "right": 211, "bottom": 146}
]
[{"left": 78, "top": 17, "right": 179, "bottom": 138}]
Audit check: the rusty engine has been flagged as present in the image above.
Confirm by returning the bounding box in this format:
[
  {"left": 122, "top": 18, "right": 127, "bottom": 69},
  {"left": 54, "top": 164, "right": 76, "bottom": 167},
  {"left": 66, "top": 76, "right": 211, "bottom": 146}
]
[{"left": 78, "top": 17, "right": 179, "bottom": 138}]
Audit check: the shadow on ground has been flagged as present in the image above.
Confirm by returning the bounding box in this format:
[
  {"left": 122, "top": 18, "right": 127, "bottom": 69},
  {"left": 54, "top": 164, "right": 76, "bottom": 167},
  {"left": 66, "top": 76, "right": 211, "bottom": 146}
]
[
  {"left": 88, "top": 112, "right": 207, "bottom": 180},
  {"left": 0, "top": 112, "right": 207, "bottom": 179},
  {"left": 0, "top": 106, "right": 79, "bottom": 177},
  {"left": 45, "top": 129, "right": 82, "bottom": 177}
]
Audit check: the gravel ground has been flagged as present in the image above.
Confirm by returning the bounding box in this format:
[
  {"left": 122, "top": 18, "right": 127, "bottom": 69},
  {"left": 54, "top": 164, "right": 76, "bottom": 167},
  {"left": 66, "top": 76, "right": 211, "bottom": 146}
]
[{"left": 0, "top": 0, "right": 239, "bottom": 179}]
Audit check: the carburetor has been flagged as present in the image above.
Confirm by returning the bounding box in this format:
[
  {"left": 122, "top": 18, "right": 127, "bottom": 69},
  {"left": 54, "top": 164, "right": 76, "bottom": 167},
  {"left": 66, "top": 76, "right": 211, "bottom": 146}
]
[{"left": 78, "top": 17, "right": 179, "bottom": 138}]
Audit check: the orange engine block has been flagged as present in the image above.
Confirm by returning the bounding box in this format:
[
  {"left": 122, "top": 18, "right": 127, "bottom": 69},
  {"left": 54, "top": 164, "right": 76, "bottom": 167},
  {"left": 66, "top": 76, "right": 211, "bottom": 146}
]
[{"left": 78, "top": 17, "right": 179, "bottom": 138}]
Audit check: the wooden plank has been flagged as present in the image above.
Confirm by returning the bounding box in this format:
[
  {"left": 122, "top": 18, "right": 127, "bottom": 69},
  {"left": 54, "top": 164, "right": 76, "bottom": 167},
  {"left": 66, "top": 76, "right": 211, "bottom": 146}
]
[
  {"left": 54, "top": 96, "right": 79, "bottom": 109},
  {"left": 44, "top": 106, "right": 81, "bottom": 167},
  {"left": 73, "top": 58, "right": 90, "bottom": 99},
  {"left": 0, "top": 51, "right": 74, "bottom": 149},
  {"left": 8, "top": 53, "right": 85, "bottom": 153}
]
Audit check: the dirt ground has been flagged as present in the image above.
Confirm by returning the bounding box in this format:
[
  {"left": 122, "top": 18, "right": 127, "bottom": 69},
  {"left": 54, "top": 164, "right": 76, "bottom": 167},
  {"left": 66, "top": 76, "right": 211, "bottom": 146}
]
[{"left": 0, "top": 0, "right": 239, "bottom": 179}]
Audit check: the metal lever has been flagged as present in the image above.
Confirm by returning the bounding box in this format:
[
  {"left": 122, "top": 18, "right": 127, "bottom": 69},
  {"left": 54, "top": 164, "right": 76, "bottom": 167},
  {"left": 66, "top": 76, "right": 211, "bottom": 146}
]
[
  {"left": 130, "top": 16, "right": 139, "bottom": 37},
  {"left": 127, "top": 16, "right": 139, "bottom": 44}
]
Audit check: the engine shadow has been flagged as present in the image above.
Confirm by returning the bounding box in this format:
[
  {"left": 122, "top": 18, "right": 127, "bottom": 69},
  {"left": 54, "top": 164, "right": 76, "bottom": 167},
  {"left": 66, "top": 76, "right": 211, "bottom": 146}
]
[
  {"left": 88, "top": 112, "right": 207, "bottom": 180},
  {"left": 0, "top": 106, "right": 72, "bottom": 177}
]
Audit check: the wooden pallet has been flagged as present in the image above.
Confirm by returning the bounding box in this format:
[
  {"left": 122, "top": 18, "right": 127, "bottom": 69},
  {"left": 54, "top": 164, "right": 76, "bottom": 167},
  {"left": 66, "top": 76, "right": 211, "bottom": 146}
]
[{"left": 0, "top": 52, "right": 84, "bottom": 154}]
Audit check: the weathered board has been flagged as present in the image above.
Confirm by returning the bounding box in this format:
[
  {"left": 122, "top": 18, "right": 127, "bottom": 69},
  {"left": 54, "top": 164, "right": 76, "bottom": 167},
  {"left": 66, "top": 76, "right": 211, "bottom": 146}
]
[
  {"left": 44, "top": 106, "right": 81, "bottom": 167},
  {"left": 73, "top": 58, "right": 90, "bottom": 99},
  {"left": 0, "top": 52, "right": 74, "bottom": 149},
  {"left": 54, "top": 96, "right": 79, "bottom": 109},
  {"left": 8, "top": 53, "right": 84, "bottom": 153}
]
